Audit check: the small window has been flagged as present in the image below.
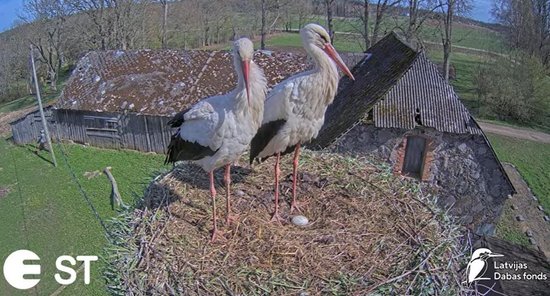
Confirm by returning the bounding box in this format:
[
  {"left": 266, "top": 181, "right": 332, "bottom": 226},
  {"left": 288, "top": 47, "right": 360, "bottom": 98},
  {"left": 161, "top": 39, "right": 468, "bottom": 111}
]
[{"left": 402, "top": 136, "right": 427, "bottom": 178}]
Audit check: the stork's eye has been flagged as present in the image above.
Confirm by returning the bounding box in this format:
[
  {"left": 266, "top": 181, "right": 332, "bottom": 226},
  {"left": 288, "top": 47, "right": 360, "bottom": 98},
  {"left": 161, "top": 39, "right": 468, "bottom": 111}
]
[{"left": 318, "top": 33, "right": 329, "bottom": 43}]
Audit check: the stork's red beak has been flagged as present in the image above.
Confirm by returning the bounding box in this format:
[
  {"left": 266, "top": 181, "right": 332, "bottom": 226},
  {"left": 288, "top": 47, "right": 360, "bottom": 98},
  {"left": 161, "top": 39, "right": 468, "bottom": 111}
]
[
  {"left": 242, "top": 59, "right": 251, "bottom": 106},
  {"left": 323, "top": 43, "right": 355, "bottom": 80}
]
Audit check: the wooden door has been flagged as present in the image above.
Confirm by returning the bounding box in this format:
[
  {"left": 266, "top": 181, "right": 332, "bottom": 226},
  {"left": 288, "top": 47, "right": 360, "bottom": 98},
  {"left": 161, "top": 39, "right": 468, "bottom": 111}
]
[{"left": 402, "top": 136, "right": 426, "bottom": 178}]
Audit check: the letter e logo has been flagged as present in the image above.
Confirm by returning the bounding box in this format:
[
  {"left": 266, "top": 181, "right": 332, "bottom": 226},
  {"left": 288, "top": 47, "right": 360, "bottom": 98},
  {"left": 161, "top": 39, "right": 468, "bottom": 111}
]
[{"left": 3, "top": 250, "right": 41, "bottom": 290}]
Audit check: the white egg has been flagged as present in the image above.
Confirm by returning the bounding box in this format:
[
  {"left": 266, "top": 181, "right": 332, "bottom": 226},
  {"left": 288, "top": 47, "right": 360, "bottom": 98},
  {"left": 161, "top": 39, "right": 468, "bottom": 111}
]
[{"left": 292, "top": 215, "right": 309, "bottom": 226}]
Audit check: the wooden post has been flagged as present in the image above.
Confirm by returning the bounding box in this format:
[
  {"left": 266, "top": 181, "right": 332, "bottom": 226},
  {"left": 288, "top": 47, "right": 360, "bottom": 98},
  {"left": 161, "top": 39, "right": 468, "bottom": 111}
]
[
  {"left": 103, "top": 166, "right": 124, "bottom": 209},
  {"left": 30, "top": 45, "right": 57, "bottom": 167},
  {"left": 143, "top": 116, "right": 151, "bottom": 152}
]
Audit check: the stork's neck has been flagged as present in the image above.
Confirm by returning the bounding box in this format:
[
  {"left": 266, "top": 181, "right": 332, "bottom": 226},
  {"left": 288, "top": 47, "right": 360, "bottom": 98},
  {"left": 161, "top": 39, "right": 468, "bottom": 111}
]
[
  {"left": 304, "top": 44, "right": 340, "bottom": 107},
  {"left": 305, "top": 45, "right": 339, "bottom": 78},
  {"left": 232, "top": 60, "right": 267, "bottom": 126}
]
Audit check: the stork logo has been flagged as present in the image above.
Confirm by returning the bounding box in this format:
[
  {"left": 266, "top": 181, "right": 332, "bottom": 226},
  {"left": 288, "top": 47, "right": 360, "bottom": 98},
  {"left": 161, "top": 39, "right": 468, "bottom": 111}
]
[{"left": 465, "top": 248, "right": 503, "bottom": 284}]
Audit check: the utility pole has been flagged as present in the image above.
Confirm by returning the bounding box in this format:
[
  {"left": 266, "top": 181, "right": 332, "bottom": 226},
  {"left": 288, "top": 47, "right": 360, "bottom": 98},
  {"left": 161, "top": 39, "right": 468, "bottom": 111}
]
[{"left": 30, "top": 45, "right": 57, "bottom": 167}]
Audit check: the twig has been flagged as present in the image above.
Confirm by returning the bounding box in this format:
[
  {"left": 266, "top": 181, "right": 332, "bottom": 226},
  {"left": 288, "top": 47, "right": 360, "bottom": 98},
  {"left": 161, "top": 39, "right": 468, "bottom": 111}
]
[{"left": 361, "top": 242, "right": 446, "bottom": 294}]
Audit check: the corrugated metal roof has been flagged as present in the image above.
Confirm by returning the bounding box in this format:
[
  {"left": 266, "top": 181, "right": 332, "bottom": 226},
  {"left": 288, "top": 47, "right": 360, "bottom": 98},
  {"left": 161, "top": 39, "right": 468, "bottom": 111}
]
[
  {"left": 57, "top": 49, "right": 361, "bottom": 116},
  {"left": 311, "top": 32, "right": 420, "bottom": 148},
  {"left": 374, "top": 52, "right": 482, "bottom": 135},
  {"left": 311, "top": 32, "right": 482, "bottom": 149}
]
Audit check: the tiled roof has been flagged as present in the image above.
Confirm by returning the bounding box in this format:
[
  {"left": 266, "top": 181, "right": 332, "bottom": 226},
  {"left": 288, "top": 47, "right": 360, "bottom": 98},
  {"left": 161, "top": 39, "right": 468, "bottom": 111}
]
[{"left": 57, "top": 49, "right": 363, "bottom": 116}]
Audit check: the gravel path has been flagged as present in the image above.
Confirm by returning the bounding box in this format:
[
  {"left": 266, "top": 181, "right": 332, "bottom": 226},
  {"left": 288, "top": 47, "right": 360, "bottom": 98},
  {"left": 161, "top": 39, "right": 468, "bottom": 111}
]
[{"left": 478, "top": 121, "right": 550, "bottom": 144}]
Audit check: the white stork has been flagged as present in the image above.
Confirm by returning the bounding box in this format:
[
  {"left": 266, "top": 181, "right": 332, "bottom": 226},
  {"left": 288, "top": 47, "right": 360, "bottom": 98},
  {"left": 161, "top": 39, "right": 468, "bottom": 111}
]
[
  {"left": 249, "top": 24, "right": 355, "bottom": 222},
  {"left": 165, "top": 38, "right": 267, "bottom": 242}
]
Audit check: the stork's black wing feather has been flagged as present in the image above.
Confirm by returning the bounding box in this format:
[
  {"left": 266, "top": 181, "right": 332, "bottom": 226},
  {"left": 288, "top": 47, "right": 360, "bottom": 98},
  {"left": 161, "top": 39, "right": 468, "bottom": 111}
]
[
  {"left": 164, "top": 108, "right": 218, "bottom": 165},
  {"left": 166, "top": 108, "right": 190, "bottom": 128},
  {"left": 164, "top": 132, "right": 219, "bottom": 164},
  {"left": 249, "top": 119, "right": 286, "bottom": 164}
]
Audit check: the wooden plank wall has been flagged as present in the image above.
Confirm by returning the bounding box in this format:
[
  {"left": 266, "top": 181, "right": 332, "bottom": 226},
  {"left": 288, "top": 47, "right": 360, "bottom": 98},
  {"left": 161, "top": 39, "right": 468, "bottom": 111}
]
[{"left": 10, "top": 108, "right": 174, "bottom": 154}]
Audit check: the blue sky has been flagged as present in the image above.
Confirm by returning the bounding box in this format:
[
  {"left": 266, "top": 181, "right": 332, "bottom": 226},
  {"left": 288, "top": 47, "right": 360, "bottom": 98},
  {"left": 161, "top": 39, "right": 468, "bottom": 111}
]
[
  {"left": 0, "top": 0, "right": 24, "bottom": 32},
  {"left": 469, "top": 0, "right": 495, "bottom": 23},
  {"left": 0, "top": 0, "right": 495, "bottom": 33}
]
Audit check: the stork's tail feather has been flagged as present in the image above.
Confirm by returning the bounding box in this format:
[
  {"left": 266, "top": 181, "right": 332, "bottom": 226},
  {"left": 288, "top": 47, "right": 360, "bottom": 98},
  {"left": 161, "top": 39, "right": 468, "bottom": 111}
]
[{"left": 164, "top": 133, "right": 179, "bottom": 165}]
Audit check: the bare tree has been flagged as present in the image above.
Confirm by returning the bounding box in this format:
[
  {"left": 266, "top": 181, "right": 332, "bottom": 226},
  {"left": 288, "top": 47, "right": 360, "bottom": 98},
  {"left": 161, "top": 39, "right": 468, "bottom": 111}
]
[
  {"left": 371, "top": 0, "right": 402, "bottom": 44},
  {"left": 324, "top": 0, "right": 336, "bottom": 41},
  {"left": 22, "top": 0, "right": 74, "bottom": 91},
  {"left": 436, "top": 0, "right": 471, "bottom": 81},
  {"left": 159, "top": 0, "right": 168, "bottom": 48},
  {"left": 66, "top": 0, "right": 112, "bottom": 50},
  {"left": 351, "top": 0, "right": 371, "bottom": 50},
  {"left": 494, "top": 0, "right": 550, "bottom": 66},
  {"left": 404, "top": 0, "right": 443, "bottom": 41},
  {"left": 112, "top": 0, "right": 149, "bottom": 49}
]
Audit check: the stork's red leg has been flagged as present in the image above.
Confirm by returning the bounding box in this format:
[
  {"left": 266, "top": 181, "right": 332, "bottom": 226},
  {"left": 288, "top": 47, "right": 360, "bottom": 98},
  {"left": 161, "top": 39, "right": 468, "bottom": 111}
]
[
  {"left": 290, "top": 144, "right": 308, "bottom": 213},
  {"left": 224, "top": 164, "right": 239, "bottom": 224},
  {"left": 209, "top": 171, "right": 221, "bottom": 242},
  {"left": 271, "top": 152, "right": 284, "bottom": 223}
]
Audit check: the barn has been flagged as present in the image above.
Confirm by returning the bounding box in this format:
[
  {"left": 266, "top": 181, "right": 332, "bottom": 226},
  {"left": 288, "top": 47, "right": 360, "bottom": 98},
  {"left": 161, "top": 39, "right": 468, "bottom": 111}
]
[
  {"left": 310, "top": 32, "right": 516, "bottom": 235},
  {"left": 10, "top": 34, "right": 514, "bottom": 234},
  {"left": 10, "top": 49, "right": 363, "bottom": 152}
]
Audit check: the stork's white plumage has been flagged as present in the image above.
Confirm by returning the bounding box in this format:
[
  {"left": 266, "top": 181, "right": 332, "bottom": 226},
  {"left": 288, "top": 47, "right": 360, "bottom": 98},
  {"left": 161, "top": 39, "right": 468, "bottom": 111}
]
[
  {"left": 165, "top": 38, "right": 267, "bottom": 241},
  {"left": 249, "top": 24, "right": 355, "bottom": 221}
]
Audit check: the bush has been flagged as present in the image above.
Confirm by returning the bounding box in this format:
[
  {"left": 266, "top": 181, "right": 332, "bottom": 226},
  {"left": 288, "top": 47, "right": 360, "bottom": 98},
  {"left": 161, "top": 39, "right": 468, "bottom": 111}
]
[{"left": 475, "top": 54, "right": 550, "bottom": 127}]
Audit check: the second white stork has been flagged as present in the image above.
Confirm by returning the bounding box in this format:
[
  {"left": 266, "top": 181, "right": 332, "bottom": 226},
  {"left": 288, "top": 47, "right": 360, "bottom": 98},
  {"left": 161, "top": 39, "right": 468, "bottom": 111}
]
[
  {"left": 165, "top": 38, "right": 267, "bottom": 242},
  {"left": 249, "top": 24, "right": 355, "bottom": 222}
]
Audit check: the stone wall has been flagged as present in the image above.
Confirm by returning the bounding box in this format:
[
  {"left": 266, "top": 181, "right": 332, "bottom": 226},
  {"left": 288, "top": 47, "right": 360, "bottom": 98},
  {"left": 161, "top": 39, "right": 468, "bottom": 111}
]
[{"left": 330, "top": 123, "right": 514, "bottom": 235}]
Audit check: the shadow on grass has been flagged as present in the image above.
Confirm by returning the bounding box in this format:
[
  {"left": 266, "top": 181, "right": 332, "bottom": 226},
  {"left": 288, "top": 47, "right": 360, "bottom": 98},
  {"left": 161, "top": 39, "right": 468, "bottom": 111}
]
[{"left": 25, "top": 145, "right": 55, "bottom": 166}]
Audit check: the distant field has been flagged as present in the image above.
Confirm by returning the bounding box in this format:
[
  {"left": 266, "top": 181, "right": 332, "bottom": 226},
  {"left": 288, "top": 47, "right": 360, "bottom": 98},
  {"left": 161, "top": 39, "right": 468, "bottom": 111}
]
[
  {"left": 0, "top": 139, "right": 168, "bottom": 295},
  {"left": 0, "top": 68, "right": 70, "bottom": 114},
  {"left": 286, "top": 15, "right": 507, "bottom": 53},
  {"left": 426, "top": 49, "right": 489, "bottom": 115},
  {"left": 263, "top": 31, "right": 489, "bottom": 117}
]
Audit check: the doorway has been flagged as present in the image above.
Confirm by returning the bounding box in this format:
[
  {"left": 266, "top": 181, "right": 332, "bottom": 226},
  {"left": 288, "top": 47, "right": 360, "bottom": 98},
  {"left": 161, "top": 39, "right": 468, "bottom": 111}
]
[{"left": 402, "top": 136, "right": 427, "bottom": 178}]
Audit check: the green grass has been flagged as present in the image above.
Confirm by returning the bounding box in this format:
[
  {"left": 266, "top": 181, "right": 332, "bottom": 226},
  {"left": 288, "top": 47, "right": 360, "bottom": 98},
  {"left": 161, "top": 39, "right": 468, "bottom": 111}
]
[
  {"left": 426, "top": 49, "right": 489, "bottom": 115},
  {"left": 490, "top": 132, "right": 550, "bottom": 247},
  {"left": 496, "top": 204, "right": 531, "bottom": 247},
  {"left": 286, "top": 15, "right": 507, "bottom": 53},
  {"left": 486, "top": 133, "right": 550, "bottom": 211},
  {"left": 0, "top": 139, "right": 168, "bottom": 295},
  {"left": 266, "top": 32, "right": 364, "bottom": 52},
  {"left": 0, "top": 93, "right": 59, "bottom": 114},
  {"left": 0, "top": 67, "right": 71, "bottom": 114}
]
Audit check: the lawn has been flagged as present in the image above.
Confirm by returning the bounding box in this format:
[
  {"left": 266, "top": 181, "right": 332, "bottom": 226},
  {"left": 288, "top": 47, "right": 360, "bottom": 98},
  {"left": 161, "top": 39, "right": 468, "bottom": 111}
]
[
  {"left": 425, "top": 49, "right": 489, "bottom": 115},
  {"left": 286, "top": 15, "right": 506, "bottom": 53},
  {"left": 487, "top": 133, "right": 550, "bottom": 247},
  {"left": 0, "top": 67, "right": 70, "bottom": 114},
  {"left": 486, "top": 134, "right": 550, "bottom": 211},
  {"left": 0, "top": 139, "right": 168, "bottom": 295}
]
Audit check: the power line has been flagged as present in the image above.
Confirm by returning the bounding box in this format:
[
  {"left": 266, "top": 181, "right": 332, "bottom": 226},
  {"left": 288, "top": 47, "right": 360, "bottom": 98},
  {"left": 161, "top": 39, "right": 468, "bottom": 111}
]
[
  {"left": 56, "top": 141, "right": 111, "bottom": 238},
  {"left": 9, "top": 144, "right": 31, "bottom": 249},
  {"left": 9, "top": 142, "right": 39, "bottom": 296}
]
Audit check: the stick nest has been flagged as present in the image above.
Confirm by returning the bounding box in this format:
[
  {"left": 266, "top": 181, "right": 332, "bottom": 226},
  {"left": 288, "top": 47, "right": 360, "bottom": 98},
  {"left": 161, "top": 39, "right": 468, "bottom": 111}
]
[{"left": 105, "top": 151, "right": 469, "bottom": 295}]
